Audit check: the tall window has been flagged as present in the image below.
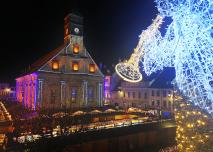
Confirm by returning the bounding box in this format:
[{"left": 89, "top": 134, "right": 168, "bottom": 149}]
[
  {"left": 132, "top": 92, "right": 135, "bottom": 98},
  {"left": 152, "top": 100, "right": 155, "bottom": 106},
  {"left": 157, "top": 90, "right": 160, "bottom": 97},
  {"left": 157, "top": 100, "right": 160, "bottom": 106},
  {"left": 163, "top": 90, "right": 167, "bottom": 97},
  {"left": 71, "top": 88, "right": 77, "bottom": 102},
  {"left": 128, "top": 92, "right": 130, "bottom": 98},
  {"left": 144, "top": 92, "right": 147, "bottom": 99},
  {"left": 152, "top": 90, "right": 155, "bottom": 96},
  {"left": 88, "top": 87, "right": 93, "bottom": 102},
  {"left": 138, "top": 92, "right": 141, "bottom": 99}
]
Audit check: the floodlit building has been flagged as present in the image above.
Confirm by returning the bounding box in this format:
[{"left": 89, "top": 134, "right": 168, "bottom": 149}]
[
  {"left": 0, "top": 83, "right": 16, "bottom": 101},
  {"left": 110, "top": 68, "right": 175, "bottom": 111},
  {"left": 16, "top": 13, "right": 104, "bottom": 110}
]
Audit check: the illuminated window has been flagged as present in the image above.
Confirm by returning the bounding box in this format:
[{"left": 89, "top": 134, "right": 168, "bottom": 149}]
[
  {"left": 89, "top": 64, "right": 95, "bottom": 73},
  {"left": 73, "top": 44, "right": 79, "bottom": 54},
  {"left": 52, "top": 60, "right": 59, "bottom": 70},
  {"left": 72, "top": 62, "right": 79, "bottom": 71}
]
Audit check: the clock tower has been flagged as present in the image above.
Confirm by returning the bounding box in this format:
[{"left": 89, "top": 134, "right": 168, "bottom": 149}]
[{"left": 64, "top": 13, "right": 83, "bottom": 43}]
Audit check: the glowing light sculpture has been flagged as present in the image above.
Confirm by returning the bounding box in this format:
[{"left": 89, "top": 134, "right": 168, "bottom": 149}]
[
  {"left": 141, "top": 0, "right": 213, "bottom": 113},
  {"left": 115, "top": 15, "right": 163, "bottom": 83}
]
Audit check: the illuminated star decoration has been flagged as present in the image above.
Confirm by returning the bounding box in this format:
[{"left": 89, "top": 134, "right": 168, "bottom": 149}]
[{"left": 141, "top": 0, "right": 213, "bottom": 114}]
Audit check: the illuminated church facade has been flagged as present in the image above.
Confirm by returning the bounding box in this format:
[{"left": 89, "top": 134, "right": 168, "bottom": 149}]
[{"left": 16, "top": 14, "right": 104, "bottom": 110}]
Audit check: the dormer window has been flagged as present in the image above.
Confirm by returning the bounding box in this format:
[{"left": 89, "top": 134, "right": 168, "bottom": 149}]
[
  {"left": 52, "top": 60, "right": 59, "bottom": 70},
  {"left": 72, "top": 62, "right": 79, "bottom": 71},
  {"left": 89, "top": 64, "right": 95, "bottom": 73},
  {"left": 73, "top": 44, "right": 79, "bottom": 54}
]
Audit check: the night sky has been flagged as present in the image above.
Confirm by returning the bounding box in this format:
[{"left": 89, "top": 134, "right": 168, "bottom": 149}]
[{"left": 0, "top": 0, "right": 158, "bottom": 84}]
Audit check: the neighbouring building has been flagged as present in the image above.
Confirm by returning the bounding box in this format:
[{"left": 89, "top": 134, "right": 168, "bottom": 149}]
[
  {"left": 0, "top": 83, "right": 16, "bottom": 101},
  {"left": 16, "top": 13, "right": 104, "bottom": 110},
  {"left": 109, "top": 68, "right": 175, "bottom": 111}
]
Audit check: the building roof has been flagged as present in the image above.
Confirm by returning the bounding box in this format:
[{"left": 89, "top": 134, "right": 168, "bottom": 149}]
[
  {"left": 17, "top": 44, "right": 65, "bottom": 78},
  {"left": 111, "top": 67, "right": 176, "bottom": 90},
  {"left": 149, "top": 67, "right": 175, "bottom": 89},
  {"left": 31, "top": 44, "right": 65, "bottom": 72}
]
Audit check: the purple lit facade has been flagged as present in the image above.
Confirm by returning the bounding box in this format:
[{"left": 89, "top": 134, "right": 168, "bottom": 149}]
[
  {"left": 15, "top": 13, "right": 104, "bottom": 111},
  {"left": 104, "top": 76, "right": 111, "bottom": 104},
  {"left": 16, "top": 73, "right": 38, "bottom": 110}
]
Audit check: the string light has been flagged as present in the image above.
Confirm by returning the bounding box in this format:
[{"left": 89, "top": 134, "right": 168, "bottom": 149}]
[
  {"left": 115, "top": 15, "right": 163, "bottom": 83},
  {"left": 142, "top": 0, "right": 213, "bottom": 113},
  {"left": 174, "top": 100, "right": 213, "bottom": 152}
]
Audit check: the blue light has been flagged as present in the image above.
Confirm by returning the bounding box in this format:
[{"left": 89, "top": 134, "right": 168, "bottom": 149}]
[{"left": 141, "top": 0, "right": 213, "bottom": 113}]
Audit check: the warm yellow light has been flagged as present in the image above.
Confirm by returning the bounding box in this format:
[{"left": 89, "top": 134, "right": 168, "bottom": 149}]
[
  {"left": 52, "top": 61, "right": 59, "bottom": 70},
  {"left": 115, "top": 63, "right": 142, "bottom": 83},
  {"left": 187, "top": 123, "right": 194, "bottom": 128},
  {"left": 72, "top": 62, "right": 79, "bottom": 71},
  {"left": 89, "top": 64, "right": 95, "bottom": 73},
  {"left": 204, "top": 115, "right": 208, "bottom": 118},
  {"left": 73, "top": 44, "right": 79, "bottom": 54},
  {"left": 5, "top": 88, "right": 11, "bottom": 92},
  {"left": 197, "top": 120, "right": 201, "bottom": 124}
]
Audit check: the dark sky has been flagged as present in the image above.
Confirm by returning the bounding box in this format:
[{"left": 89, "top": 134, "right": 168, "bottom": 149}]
[{"left": 0, "top": 0, "right": 158, "bottom": 84}]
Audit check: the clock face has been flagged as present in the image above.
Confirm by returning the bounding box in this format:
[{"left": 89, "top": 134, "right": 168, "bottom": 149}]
[{"left": 74, "top": 27, "right": 80, "bottom": 34}]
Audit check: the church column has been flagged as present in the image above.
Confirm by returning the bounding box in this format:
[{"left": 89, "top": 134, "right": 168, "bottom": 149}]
[
  {"left": 97, "top": 82, "right": 103, "bottom": 106},
  {"left": 38, "top": 79, "right": 43, "bottom": 109},
  {"left": 60, "top": 81, "right": 66, "bottom": 108},
  {"left": 83, "top": 80, "right": 88, "bottom": 106}
]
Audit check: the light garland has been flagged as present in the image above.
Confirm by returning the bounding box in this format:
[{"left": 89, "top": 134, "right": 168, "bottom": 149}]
[
  {"left": 174, "top": 100, "right": 213, "bottom": 152},
  {"left": 115, "top": 15, "right": 163, "bottom": 83},
  {"left": 116, "top": 0, "right": 213, "bottom": 113},
  {"left": 143, "top": 0, "right": 213, "bottom": 113}
]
